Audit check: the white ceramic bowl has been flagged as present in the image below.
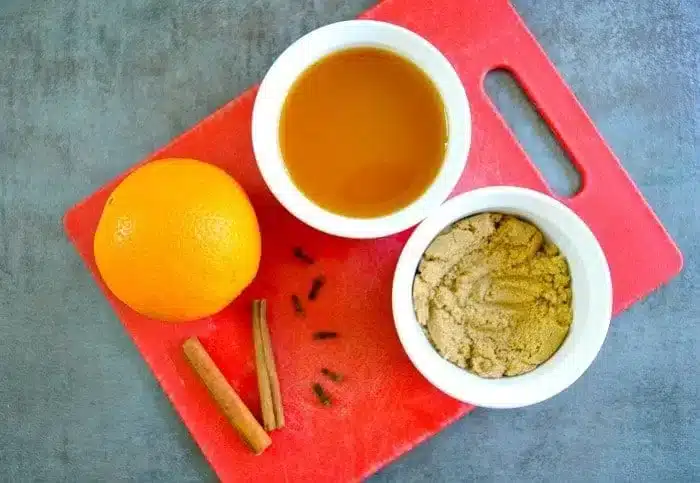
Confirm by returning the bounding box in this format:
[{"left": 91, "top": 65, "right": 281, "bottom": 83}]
[
  {"left": 252, "top": 20, "right": 470, "bottom": 239},
  {"left": 392, "top": 187, "right": 613, "bottom": 408}
]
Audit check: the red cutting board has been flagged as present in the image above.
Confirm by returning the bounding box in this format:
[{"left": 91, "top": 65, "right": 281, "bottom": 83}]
[{"left": 64, "top": 0, "right": 682, "bottom": 481}]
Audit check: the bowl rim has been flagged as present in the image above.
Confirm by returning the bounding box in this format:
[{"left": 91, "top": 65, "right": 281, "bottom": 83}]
[
  {"left": 392, "top": 186, "right": 613, "bottom": 408},
  {"left": 251, "top": 19, "right": 471, "bottom": 239}
]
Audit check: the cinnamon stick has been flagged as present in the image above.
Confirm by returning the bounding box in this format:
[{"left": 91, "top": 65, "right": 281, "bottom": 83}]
[
  {"left": 253, "top": 300, "right": 285, "bottom": 430},
  {"left": 182, "top": 337, "right": 271, "bottom": 455},
  {"left": 259, "top": 301, "right": 285, "bottom": 429},
  {"left": 252, "top": 301, "right": 275, "bottom": 430}
]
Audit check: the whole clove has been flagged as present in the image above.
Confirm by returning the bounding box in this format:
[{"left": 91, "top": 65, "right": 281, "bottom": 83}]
[
  {"left": 312, "top": 383, "right": 331, "bottom": 406},
  {"left": 312, "top": 331, "right": 338, "bottom": 340},
  {"left": 308, "top": 275, "right": 326, "bottom": 301},
  {"left": 293, "top": 247, "right": 314, "bottom": 265},
  {"left": 291, "top": 294, "right": 304, "bottom": 316},
  {"left": 321, "top": 368, "right": 343, "bottom": 383}
]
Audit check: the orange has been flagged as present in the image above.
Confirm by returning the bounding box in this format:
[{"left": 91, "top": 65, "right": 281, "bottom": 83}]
[{"left": 93, "top": 158, "right": 261, "bottom": 322}]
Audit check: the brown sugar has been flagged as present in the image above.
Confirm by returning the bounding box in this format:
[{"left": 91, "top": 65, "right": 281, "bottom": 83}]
[{"left": 412, "top": 213, "right": 573, "bottom": 378}]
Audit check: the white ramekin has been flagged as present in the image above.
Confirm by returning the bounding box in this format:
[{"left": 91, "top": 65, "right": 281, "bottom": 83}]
[
  {"left": 392, "top": 187, "right": 613, "bottom": 408},
  {"left": 252, "top": 20, "right": 470, "bottom": 239}
]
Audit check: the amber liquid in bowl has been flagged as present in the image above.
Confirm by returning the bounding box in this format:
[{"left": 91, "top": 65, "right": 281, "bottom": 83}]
[{"left": 279, "top": 47, "right": 447, "bottom": 219}]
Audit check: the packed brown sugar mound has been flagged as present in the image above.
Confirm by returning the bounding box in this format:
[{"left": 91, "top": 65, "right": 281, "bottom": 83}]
[{"left": 412, "top": 213, "right": 573, "bottom": 378}]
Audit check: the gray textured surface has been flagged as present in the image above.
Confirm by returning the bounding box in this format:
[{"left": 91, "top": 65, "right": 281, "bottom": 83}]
[{"left": 0, "top": 0, "right": 698, "bottom": 481}]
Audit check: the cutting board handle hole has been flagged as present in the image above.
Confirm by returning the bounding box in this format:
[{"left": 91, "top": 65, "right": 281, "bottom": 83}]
[{"left": 484, "top": 69, "right": 582, "bottom": 197}]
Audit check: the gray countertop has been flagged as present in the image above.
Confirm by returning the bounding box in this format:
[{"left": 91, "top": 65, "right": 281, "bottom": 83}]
[{"left": 1, "top": 0, "right": 698, "bottom": 481}]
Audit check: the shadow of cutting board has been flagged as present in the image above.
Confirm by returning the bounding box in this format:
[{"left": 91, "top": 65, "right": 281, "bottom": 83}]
[{"left": 64, "top": 0, "right": 682, "bottom": 480}]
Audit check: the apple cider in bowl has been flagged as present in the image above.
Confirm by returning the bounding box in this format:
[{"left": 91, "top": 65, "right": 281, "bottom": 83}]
[{"left": 280, "top": 47, "right": 447, "bottom": 218}]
